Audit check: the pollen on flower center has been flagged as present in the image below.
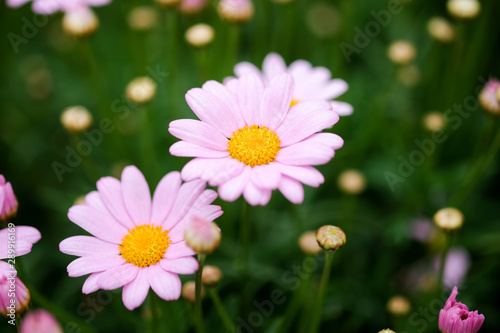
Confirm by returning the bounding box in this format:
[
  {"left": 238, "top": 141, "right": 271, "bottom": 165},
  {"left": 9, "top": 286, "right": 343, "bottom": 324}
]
[
  {"left": 227, "top": 125, "right": 281, "bottom": 167},
  {"left": 290, "top": 99, "right": 299, "bottom": 108},
  {"left": 119, "top": 224, "right": 170, "bottom": 268}
]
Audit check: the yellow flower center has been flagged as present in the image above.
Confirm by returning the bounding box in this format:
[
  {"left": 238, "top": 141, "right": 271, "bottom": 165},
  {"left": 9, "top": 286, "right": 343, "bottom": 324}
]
[
  {"left": 290, "top": 99, "right": 299, "bottom": 108},
  {"left": 227, "top": 125, "right": 281, "bottom": 167},
  {"left": 119, "top": 224, "right": 170, "bottom": 268}
]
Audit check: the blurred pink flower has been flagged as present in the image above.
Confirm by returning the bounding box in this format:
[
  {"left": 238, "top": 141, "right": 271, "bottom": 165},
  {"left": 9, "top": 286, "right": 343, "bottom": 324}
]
[
  {"left": 6, "top": 0, "right": 111, "bottom": 15},
  {"left": 0, "top": 262, "right": 30, "bottom": 316},
  {"left": 434, "top": 248, "right": 471, "bottom": 288},
  {"left": 0, "top": 175, "right": 18, "bottom": 222},
  {"left": 179, "top": 0, "right": 207, "bottom": 14},
  {"left": 59, "top": 166, "right": 222, "bottom": 310},
  {"left": 233, "top": 53, "right": 353, "bottom": 116},
  {"left": 169, "top": 73, "right": 343, "bottom": 205},
  {"left": 479, "top": 78, "right": 500, "bottom": 115},
  {"left": 439, "top": 286, "right": 484, "bottom": 333},
  {"left": 20, "top": 309, "right": 63, "bottom": 333},
  {"left": 410, "top": 218, "right": 434, "bottom": 243}
]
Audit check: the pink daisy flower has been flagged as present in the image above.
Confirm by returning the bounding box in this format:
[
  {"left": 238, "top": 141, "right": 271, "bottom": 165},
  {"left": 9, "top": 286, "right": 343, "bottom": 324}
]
[
  {"left": 59, "top": 166, "right": 222, "bottom": 310},
  {"left": 439, "top": 286, "right": 485, "bottom": 333},
  {"left": 6, "top": 0, "right": 111, "bottom": 15},
  {"left": 232, "top": 52, "right": 353, "bottom": 116},
  {"left": 169, "top": 73, "right": 343, "bottom": 206}
]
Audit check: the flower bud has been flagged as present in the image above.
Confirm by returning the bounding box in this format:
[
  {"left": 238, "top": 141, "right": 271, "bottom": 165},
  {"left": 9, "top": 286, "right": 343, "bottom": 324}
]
[
  {"left": 388, "top": 40, "right": 416, "bottom": 65},
  {"left": 128, "top": 7, "right": 158, "bottom": 32},
  {"left": 182, "top": 281, "right": 204, "bottom": 303},
  {"left": 316, "top": 225, "right": 346, "bottom": 251},
  {"left": 155, "top": 0, "right": 180, "bottom": 7},
  {"left": 185, "top": 24, "right": 215, "bottom": 48},
  {"left": 439, "top": 286, "right": 484, "bottom": 333},
  {"left": 447, "top": 0, "right": 481, "bottom": 20},
  {"left": 378, "top": 330, "right": 396, "bottom": 333},
  {"left": 427, "top": 17, "right": 455, "bottom": 43},
  {"left": 60, "top": 106, "right": 93, "bottom": 133},
  {"left": 422, "top": 112, "right": 446, "bottom": 132},
  {"left": 217, "top": 0, "right": 254, "bottom": 24},
  {"left": 201, "top": 265, "right": 222, "bottom": 287},
  {"left": 62, "top": 7, "right": 99, "bottom": 38},
  {"left": 479, "top": 78, "right": 500, "bottom": 116},
  {"left": 0, "top": 175, "right": 18, "bottom": 223},
  {"left": 387, "top": 295, "right": 411, "bottom": 316},
  {"left": 184, "top": 217, "right": 221, "bottom": 254},
  {"left": 20, "top": 309, "right": 63, "bottom": 333},
  {"left": 0, "top": 270, "right": 31, "bottom": 317},
  {"left": 298, "top": 231, "right": 322, "bottom": 255},
  {"left": 125, "top": 77, "right": 157, "bottom": 104},
  {"left": 179, "top": 0, "right": 208, "bottom": 15},
  {"left": 433, "top": 208, "right": 464, "bottom": 232},
  {"left": 338, "top": 169, "right": 366, "bottom": 195}
]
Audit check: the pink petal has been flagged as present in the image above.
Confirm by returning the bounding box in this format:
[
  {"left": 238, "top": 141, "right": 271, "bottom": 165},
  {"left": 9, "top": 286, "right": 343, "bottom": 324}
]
[
  {"left": 237, "top": 73, "right": 265, "bottom": 126},
  {"left": 294, "top": 67, "right": 332, "bottom": 99},
  {"left": 165, "top": 241, "right": 196, "bottom": 259},
  {"left": 202, "top": 80, "right": 246, "bottom": 129},
  {"left": 82, "top": 273, "right": 102, "bottom": 294},
  {"left": 96, "top": 177, "right": 135, "bottom": 230},
  {"left": 218, "top": 165, "right": 252, "bottom": 202},
  {"left": 305, "top": 133, "right": 344, "bottom": 150},
  {"left": 169, "top": 119, "right": 228, "bottom": 151},
  {"left": 192, "top": 205, "right": 223, "bottom": 221},
  {"left": 288, "top": 60, "right": 313, "bottom": 80},
  {"left": 234, "top": 62, "right": 262, "bottom": 79},
  {"left": 150, "top": 171, "right": 182, "bottom": 226},
  {"left": 315, "top": 79, "right": 349, "bottom": 100},
  {"left": 260, "top": 73, "right": 294, "bottom": 130},
  {"left": 250, "top": 164, "right": 281, "bottom": 189},
  {"left": 276, "top": 100, "right": 338, "bottom": 147},
  {"left": 68, "top": 205, "right": 128, "bottom": 243},
  {"left": 331, "top": 101, "right": 354, "bottom": 116},
  {"left": 162, "top": 179, "right": 206, "bottom": 230},
  {"left": 84, "top": 191, "right": 134, "bottom": 232},
  {"left": 278, "top": 176, "right": 304, "bottom": 204},
  {"left": 87, "top": 0, "right": 111, "bottom": 6},
  {"left": 121, "top": 166, "right": 152, "bottom": 226},
  {"left": 122, "top": 268, "right": 150, "bottom": 310},
  {"left": 97, "top": 264, "right": 140, "bottom": 290},
  {"left": 159, "top": 256, "right": 199, "bottom": 274},
  {"left": 16, "top": 226, "right": 42, "bottom": 244},
  {"left": 277, "top": 165, "right": 325, "bottom": 187},
  {"left": 6, "top": 0, "right": 31, "bottom": 8},
  {"left": 67, "top": 256, "right": 126, "bottom": 277},
  {"left": 262, "top": 53, "right": 287, "bottom": 80},
  {"left": 60, "top": 236, "right": 119, "bottom": 257},
  {"left": 243, "top": 182, "right": 272, "bottom": 206},
  {"left": 277, "top": 140, "right": 335, "bottom": 166},
  {"left": 147, "top": 265, "right": 182, "bottom": 301},
  {"left": 181, "top": 158, "right": 245, "bottom": 186},
  {"left": 170, "top": 141, "right": 229, "bottom": 158},
  {"left": 32, "top": 0, "right": 59, "bottom": 14}
]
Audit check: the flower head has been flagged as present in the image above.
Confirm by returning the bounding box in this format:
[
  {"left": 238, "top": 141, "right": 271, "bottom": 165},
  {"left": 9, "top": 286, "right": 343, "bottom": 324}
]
[
  {"left": 125, "top": 77, "right": 157, "bottom": 104},
  {"left": 201, "top": 265, "right": 222, "bottom": 287},
  {"left": 6, "top": 0, "right": 111, "bottom": 15},
  {"left": 59, "top": 166, "right": 222, "bottom": 310},
  {"left": 298, "top": 231, "right": 322, "bottom": 255},
  {"left": 184, "top": 217, "right": 221, "bottom": 254},
  {"left": 388, "top": 40, "right": 416, "bottom": 65},
  {"left": 60, "top": 106, "right": 93, "bottom": 133},
  {"left": 0, "top": 262, "right": 31, "bottom": 317},
  {"left": 439, "top": 286, "right": 484, "bottom": 333},
  {"left": 316, "top": 225, "right": 346, "bottom": 251},
  {"left": 179, "top": 0, "right": 207, "bottom": 15},
  {"left": 62, "top": 7, "right": 99, "bottom": 37},
  {"left": 387, "top": 295, "right": 411, "bottom": 316},
  {"left": 217, "top": 0, "right": 254, "bottom": 24},
  {"left": 233, "top": 53, "right": 352, "bottom": 116},
  {"left": 185, "top": 24, "right": 215, "bottom": 48},
  {"left": 0, "top": 175, "right": 18, "bottom": 222},
  {"left": 479, "top": 78, "right": 500, "bottom": 116},
  {"left": 169, "top": 73, "right": 343, "bottom": 205},
  {"left": 434, "top": 248, "right": 471, "bottom": 288},
  {"left": 20, "top": 309, "right": 63, "bottom": 333},
  {"left": 434, "top": 208, "right": 464, "bottom": 232},
  {"left": 447, "top": 0, "right": 481, "bottom": 20}
]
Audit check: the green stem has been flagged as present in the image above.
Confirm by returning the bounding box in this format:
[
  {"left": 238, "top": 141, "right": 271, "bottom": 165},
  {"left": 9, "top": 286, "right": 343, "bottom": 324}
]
[
  {"left": 309, "top": 251, "right": 335, "bottom": 333},
  {"left": 194, "top": 254, "right": 206, "bottom": 333},
  {"left": 226, "top": 25, "right": 240, "bottom": 74},
  {"left": 240, "top": 201, "right": 251, "bottom": 273},
  {"left": 138, "top": 106, "right": 159, "bottom": 181},
  {"left": 208, "top": 288, "right": 236, "bottom": 333},
  {"left": 149, "top": 292, "right": 160, "bottom": 333},
  {"left": 437, "top": 232, "right": 453, "bottom": 293}
]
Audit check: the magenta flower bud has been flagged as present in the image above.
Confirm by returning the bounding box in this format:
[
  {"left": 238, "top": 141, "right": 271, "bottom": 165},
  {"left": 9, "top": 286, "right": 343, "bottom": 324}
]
[
  {"left": 179, "top": 0, "right": 207, "bottom": 15},
  {"left": 20, "top": 309, "right": 63, "bottom": 333},
  {"left": 0, "top": 264, "right": 31, "bottom": 317},
  {"left": 0, "top": 175, "right": 18, "bottom": 223},
  {"left": 439, "top": 286, "right": 485, "bottom": 333}
]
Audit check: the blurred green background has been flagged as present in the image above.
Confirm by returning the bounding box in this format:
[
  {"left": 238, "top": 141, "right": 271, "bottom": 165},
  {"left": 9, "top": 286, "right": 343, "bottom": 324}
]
[{"left": 1, "top": 0, "right": 500, "bottom": 332}]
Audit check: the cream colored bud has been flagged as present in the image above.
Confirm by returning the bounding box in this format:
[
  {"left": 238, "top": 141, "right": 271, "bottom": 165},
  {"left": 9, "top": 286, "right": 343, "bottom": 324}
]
[
  {"left": 433, "top": 208, "right": 464, "bottom": 232},
  {"left": 388, "top": 41, "right": 416, "bottom": 65},
  {"left": 386, "top": 296, "right": 411, "bottom": 316},
  {"left": 184, "top": 217, "right": 221, "bottom": 254},
  {"left": 155, "top": 0, "right": 181, "bottom": 8},
  {"left": 298, "top": 231, "right": 322, "bottom": 255},
  {"left": 182, "top": 281, "right": 204, "bottom": 303},
  {"left": 185, "top": 24, "right": 215, "bottom": 48},
  {"left": 201, "top": 265, "right": 222, "bottom": 287},
  {"left": 338, "top": 169, "right": 366, "bottom": 195},
  {"left": 125, "top": 77, "right": 157, "bottom": 104},
  {"left": 479, "top": 79, "right": 500, "bottom": 116},
  {"left": 217, "top": 0, "right": 254, "bottom": 24},
  {"left": 447, "top": 0, "right": 481, "bottom": 20},
  {"left": 423, "top": 112, "right": 446, "bottom": 132},
  {"left": 61, "top": 106, "right": 93, "bottom": 133},
  {"left": 128, "top": 7, "right": 159, "bottom": 31},
  {"left": 378, "top": 329, "right": 396, "bottom": 333},
  {"left": 62, "top": 7, "right": 99, "bottom": 38},
  {"left": 316, "top": 225, "right": 346, "bottom": 251},
  {"left": 427, "top": 17, "right": 455, "bottom": 43}
]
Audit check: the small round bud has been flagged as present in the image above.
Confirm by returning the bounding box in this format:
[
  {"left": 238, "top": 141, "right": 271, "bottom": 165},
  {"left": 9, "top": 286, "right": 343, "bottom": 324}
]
[
  {"left": 479, "top": 78, "right": 500, "bottom": 116},
  {"left": 433, "top": 208, "right": 464, "bottom": 232},
  {"left": 185, "top": 24, "right": 215, "bottom": 48},
  {"left": 423, "top": 112, "right": 446, "bottom": 132},
  {"left": 0, "top": 175, "right": 18, "bottom": 223},
  {"left": 427, "top": 17, "right": 455, "bottom": 43},
  {"left": 61, "top": 106, "right": 93, "bottom": 133},
  {"left": 155, "top": 0, "right": 181, "bottom": 8},
  {"left": 217, "top": 0, "right": 254, "bottom": 24},
  {"left": 378, "top": 330, "right": 396, "bottom": 333},
  {"left": 62, "top": 7, "right": 99, "bottom": 38},
  {"left": 306, "top": 2, "right": 341, "bottom": 39},
  {"left": 184, "top": 217, "right": 221, "bottom": 254},
  {"left": 179, "top": 0, "right": 208, "bottom": 15},
  {"left": 298, "top": 231, "right": 322, "bottom": 255},
  {"left": 20, "top": 309, "right": 63, "bottom": 333},
  {"left": 0, "top": 274, "right": 30, "bottom": 317},
  {"left": 316, "top": 225, "right": 346, "bottom": 251},
  {"left": 447, "top": 0, "right": 481, "bottom": 20},
  {"left": 388, "top": 40, "right": 416, "bottom": 65},
  {"left": 125, "top": 77, "right": 157, "bottom": 104},
  {"left": 128, "top": 7, "right": 159, "bottom": 32},
  {"left": 201, "top": 265, "right": 222, "bottom": 287},
  {"left": 386, "top": 295, "right": 411, "bottom": 316},
  {"left": 338, "top": 169, "right": 366, "bottom": 195},
  {"left": 182, "top": 281, "right": 204, "bottom": 303}
]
